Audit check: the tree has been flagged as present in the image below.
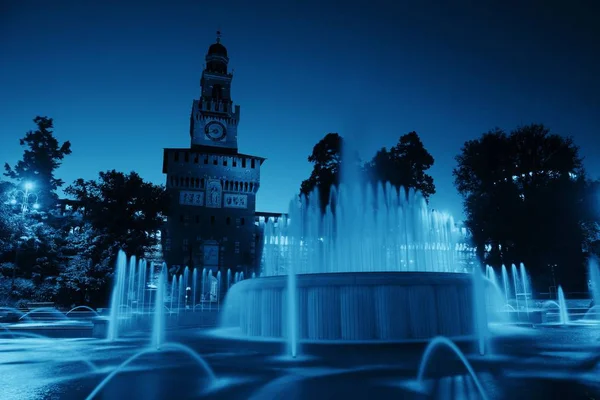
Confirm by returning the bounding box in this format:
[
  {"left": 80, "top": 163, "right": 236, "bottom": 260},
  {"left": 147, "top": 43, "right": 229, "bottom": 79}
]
[
  {"left": 4, "top": 116, "right": 72, "bottom": 209},
  {"left": 365, "top": 131, "right": 436, "bottom": 201},
  {"left": 454, "top": 124, "right": 599, "bottom": 291},
  {"left": 300, "top": 133, "right": 344, "bottom": 211},
  {"left": 65, "top": 170, "right": 168, "bottom": 259}
]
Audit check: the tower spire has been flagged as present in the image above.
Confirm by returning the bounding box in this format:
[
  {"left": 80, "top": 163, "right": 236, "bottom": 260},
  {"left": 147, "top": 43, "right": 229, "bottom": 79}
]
[{"left": 216, "top": 29, "right": 222, "bottom": 44}]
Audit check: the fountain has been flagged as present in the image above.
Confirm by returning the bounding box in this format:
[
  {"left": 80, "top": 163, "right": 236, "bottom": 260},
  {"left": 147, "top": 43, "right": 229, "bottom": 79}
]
[
  {"left": 216, "top": 270, "right": 222, "bottom": 310},
  {"left": 588, "top": 256, "right": 600, "bottom": 307},
  {"left": 221, "top": 180, "right": 477, "bottom": 342},
  {"left": 177, "top": 274, "right": 184, "bottom": 312},
  {"left": 107, "top": 250, "right": 128, "bottom": 341},
  {"left": 416, "top": 336, "right": 488, "bottom": 400},
  {"left": 138, "top": 259, "right": 147, "bottom": 313},
  {"left": 85, "top": 342, "right": 217, "bottom": 400},
  {"left": 65, "top": 306, "right": 100, "bottom": 317},
  {"left": 557, "top": 286, "right": 570, "bottom": 325},
  {"left": 519, "top": 263, "right": 530, "bottom": 314},
  {"left": 192, "top": 267, "right": 198, "bottom": 312},
  {"left": 511, "top": 264, "right": 521, "bottom": 314},
  {"left": 473, "top": 266, "right": 488, "bottom": 355},
  {"left": 501, "top": 265, "right": 511, "bottom": 306},
  {"left": 152, "top": 263, "right": 166, "bottom": 349},
  {"left": 201, "top": 268, "right": 207, "bottom": 310},
  {"left": 485, "top": 266, "right": 508, "bottom": 317},
  {"left": 127, "top": 256, "right": 136, "bottom": 320},
  {"left": 170, "top": 277, "right": 176, "bottom": 312}
]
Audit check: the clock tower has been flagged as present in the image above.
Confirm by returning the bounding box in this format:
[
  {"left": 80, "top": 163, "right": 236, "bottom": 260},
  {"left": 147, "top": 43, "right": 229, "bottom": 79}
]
[
  {"left": 190, "top": 31, "right": 240, "bottom": 152},
  {"left": 162, "top": 31, "right": 265, "bottom": 287}
]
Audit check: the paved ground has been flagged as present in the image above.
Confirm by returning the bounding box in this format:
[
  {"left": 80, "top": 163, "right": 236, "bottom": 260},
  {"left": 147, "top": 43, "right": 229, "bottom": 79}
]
[{"left": 0, "top": 324, "right": 599, "bottom": 399}]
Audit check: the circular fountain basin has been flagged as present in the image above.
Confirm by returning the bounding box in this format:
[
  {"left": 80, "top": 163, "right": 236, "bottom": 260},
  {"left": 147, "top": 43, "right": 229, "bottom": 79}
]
[{"left": 223, "top": 272, "right": 476, "bottom": 341}]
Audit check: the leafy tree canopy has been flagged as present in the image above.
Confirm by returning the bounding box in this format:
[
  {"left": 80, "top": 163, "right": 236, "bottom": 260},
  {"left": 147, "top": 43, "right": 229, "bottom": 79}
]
[
  {"left": 300, "top": 131, "right": 437, "bottom": 210},
  {"left": 453, "top": 123, "right": 599, "bottom": 290},
  {"left": 65, "top": 170, "right": 168, "bottom": 259},
  {"left": 4, "top": 116, "right": 72, "bottom": 209},
  {"left": 300, "top": 133, "right": 344, "bottom": 210},
  {"left": 365, "top": 131, "right": 436, "bottom": 201}
]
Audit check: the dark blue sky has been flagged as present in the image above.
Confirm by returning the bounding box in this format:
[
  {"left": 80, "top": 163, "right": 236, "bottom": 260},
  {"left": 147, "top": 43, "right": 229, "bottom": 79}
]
[{"left": 1, "top": 0, "right": 599, "bottom": 218}]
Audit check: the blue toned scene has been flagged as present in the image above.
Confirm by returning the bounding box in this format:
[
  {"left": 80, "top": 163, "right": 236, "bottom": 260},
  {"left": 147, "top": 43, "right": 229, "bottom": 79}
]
[{"left": 1, "top": 1, "right": 600, "bottom": 399}]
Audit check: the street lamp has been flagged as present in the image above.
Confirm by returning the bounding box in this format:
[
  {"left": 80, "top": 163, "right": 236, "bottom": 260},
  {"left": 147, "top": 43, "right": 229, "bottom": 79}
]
[
  {"left": 11, "top": 181, "right": 39, "bottom": 217},
  {"left": 9, "top": 181, "right": 39, "bottom": 292}
]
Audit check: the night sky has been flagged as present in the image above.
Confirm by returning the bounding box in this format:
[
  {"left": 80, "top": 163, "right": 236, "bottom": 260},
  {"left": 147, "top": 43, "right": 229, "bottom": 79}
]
[{"left": 1, "top": 0, "right": 599, "bottom": 219}]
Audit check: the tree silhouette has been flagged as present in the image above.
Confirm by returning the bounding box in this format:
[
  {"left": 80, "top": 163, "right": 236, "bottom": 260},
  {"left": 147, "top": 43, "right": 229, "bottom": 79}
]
[
  {"left": 454, "top": 124, "right": 599, "bottom": 291},
  {"left": 65, "top": 170, "right": 168, "bottom": 259},
  {"left": 4, "top": 116, "right": 72, "bottom": 209},
  {"left": 300, "top": 133, "right": 344, "bottom": 211},
  {"left": 365, "top": 131, "right": 436, "bottom": 201}
]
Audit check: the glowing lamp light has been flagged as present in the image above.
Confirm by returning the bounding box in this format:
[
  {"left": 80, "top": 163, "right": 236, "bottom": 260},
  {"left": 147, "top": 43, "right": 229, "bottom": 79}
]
[
  {"left": 10, "top": 199, "right": 17, "bottom": 205},
  {"left": 33, "top": 203, "right": 40, "bottom": 210},
  {"left": 24, "top": 182, "right": 34, "bottom": 190}
]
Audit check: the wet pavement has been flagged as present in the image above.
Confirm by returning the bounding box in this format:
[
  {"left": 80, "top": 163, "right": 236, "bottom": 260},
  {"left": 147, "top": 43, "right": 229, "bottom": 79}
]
[{"left": 0, "top": 324, "right": 599, "bottom": 399}]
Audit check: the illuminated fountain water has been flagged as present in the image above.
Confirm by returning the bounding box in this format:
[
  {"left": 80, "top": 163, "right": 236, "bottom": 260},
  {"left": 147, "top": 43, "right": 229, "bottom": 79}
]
[
  {"left": 192, "top": 267, "right": 198, "bottom": 312},
  {"left": 589, "top": 256, "right": 600, "bottom": 308},
  {"left": 170, "top": 277, "right": 177, "bottom": 313},
  {"left": 557, "top": 286, "right": 570, "bottom": 325},
  {"left": 107, "top": 251, "right": 128, "bottom": 341},
  {"left": 519, "top": 263, "right": 531, "bottom": 314},
  {"left": 501, "top": 265, "right": 511, "bottom": 306},
  {"left": 511, "top": 264, "right": 521, "bottom": 314},
  {"left": 106, "top": 250, "right": 153, "bottom": 340},
  {"left": 221, "top": 181, "right": 480, "bottom": 349},
  {"left": 583, "top": 256, "right": 600, "bottom": 323},
  {"left": 177, "top": 274, "right": 184, "bottom": 313},
  {"left": 152, "top": 264, "right": 167, "bottom": 349},
  {"left": 416, "top": 336, "right": 488, "bottom": 400}
]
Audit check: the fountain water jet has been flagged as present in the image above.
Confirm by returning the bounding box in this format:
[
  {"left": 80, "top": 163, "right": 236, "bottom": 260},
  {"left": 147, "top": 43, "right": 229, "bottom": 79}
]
[
  {"left": 473, "top": 266, "right": 488, "bottom": 355},
  {"left": 583, "top": 305, "right": 600, "bottom": 321},
  {"left": 18, "top": 307, "right": 68, "bottom": 321},
  {"left": 126, "top": 256, "right": 136, "bottom": 321},
  {"left": 107, "top": 250, "right": 128, "bottom": 341},
  {"left": 501, "top": 265, "right": 511, "bottom": 306},
  {"left": 588, "top": 256, "right": 600, "bottom": 307},
  {"left": 519, "top": 263, "right": 530, "bottom": 314},
  {"left": 557, "top": 286, "right": 570, "bottom": 325},
  {"left": 192, "top": 267, "right": 198, "bottom": 312},
  {"left": 170, "top": 276, "right": 177, "bottom": 313},
  {"left": 511, "top": 264, "right": 521, "bottom": 315},
  {"left": 416, "top": 336, "right": 488, "bottom": 400},
  {"left": 177, "top": 274, "right": 184, "bottom": 313},
  {"left": 84, "top": 342, "right": 216, "bottom": 400},
  {"left": 65, "top": 306, "right": 100, "bottom": 317},
  {"left": 216, "top": 270, "right": 222, "bottom": 311},
  {"left": 152, "top": 264, "right": 166, "bottom": 349}
]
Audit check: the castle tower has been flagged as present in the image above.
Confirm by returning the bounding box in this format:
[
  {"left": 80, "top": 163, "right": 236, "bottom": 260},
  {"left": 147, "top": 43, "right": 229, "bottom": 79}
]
[
  {"left": 189, "top": 31, "right": 240, "bottom": 152},
  {"left": 162, "top": 32, "right": 265, "bottom": 280}
]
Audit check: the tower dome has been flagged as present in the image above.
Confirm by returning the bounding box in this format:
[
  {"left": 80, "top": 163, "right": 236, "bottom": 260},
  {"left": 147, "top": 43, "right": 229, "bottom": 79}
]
[
  {"left": 208, "top": 42, "right": 227, "bottom": 57},
  {"left": 205, "top": 31, "right": 229, "bottom": 74}
]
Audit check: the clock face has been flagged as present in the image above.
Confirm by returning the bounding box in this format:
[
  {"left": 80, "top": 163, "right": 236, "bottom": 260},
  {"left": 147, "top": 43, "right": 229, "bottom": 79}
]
[{"left": 204, "top": 121, "right": 227, "bottom": 141}]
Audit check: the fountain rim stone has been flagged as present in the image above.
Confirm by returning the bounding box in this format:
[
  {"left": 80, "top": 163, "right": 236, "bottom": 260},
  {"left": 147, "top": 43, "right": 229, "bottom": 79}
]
[
  {"left": 223, "top": 271, "right": 476, "bottom": 342},
  {"left": 233, "top": 271, "right": 472, "bottom": 291}
]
